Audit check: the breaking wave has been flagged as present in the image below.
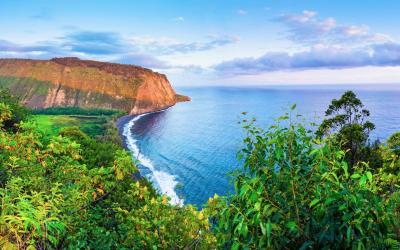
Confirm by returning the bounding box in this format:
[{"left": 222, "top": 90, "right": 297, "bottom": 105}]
[{"left": 122, "top": 110, "right": 183, "bottom": 205}]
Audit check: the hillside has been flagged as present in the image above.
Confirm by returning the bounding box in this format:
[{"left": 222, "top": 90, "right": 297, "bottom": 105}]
[{"left": 0, "top": 57, "right": 189, "bottom": 115}]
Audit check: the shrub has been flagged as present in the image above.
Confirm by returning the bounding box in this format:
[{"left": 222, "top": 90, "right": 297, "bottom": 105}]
[
  {"left": 0, "top": 88, "right": 29, "bottom": 130},
  {"left": 0, "top": 106, "right": 215, "bottom": 249},
  {"left": 207, "top": 110, "right": 400, "bottom": 249}
]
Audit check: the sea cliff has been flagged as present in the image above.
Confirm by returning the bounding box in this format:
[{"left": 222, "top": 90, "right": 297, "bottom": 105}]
[{"left": 0, "top": 57, "right": 189, "bottom": 114}]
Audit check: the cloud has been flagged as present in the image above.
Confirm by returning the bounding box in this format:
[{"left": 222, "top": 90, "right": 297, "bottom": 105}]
[
  {"left": 214, "top": 43, "right": 400, "bottom": 76},
  {"left": 0, "top": 31, "right": 128, "bottom": 57},
  {"left": 1, "top": 29, "right": 240, "bottom": 61},
  {"left": 238, "top": 9, "right": 247, "bottom": 16},
  {"left": 275, "top": 10, "right": 392, "bottom": 46},
  {"left": 117, "top": 53, "right": 171, "bottom": 69},
  {"left": 60, "top": 31, "right": 127, "bottom": 55},
  {"left": 173, "top": 16, "right": 184, "bottom": 22},
  {"left": 0, "top": 29, "right": 239, "bottom": 62},
  {"left": 4, "top": 32, "right": 238, "bottom": 59},
  {"left": 0, "top": 39, "right": 59, "bottom": 55},
  {"left": 0, "top": 31, "right": 220, "bottom": 72},
  {"left": 212, "top": 10, "right": 399, "bottom": 76},
  {"left": 130, "top": 35, "right": 239, "bottom": 55},
  {"left": 61, "top": 32, "right": 237, "bottom": 56},
  {"left": 115, "top": 54, "right": 206, "bottom": 73}
]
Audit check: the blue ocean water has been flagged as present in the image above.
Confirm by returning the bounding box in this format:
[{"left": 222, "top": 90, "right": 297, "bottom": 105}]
[{"left": 121, "top": 85, "right": 400, "bottom": 206}]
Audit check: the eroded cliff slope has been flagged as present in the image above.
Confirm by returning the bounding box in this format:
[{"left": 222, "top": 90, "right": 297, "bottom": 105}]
[{"left": 0, "top": 57, "right": 189, "bottom": 114}]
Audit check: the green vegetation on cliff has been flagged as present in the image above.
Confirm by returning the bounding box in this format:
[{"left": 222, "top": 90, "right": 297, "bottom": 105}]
[
  {"left": 0, "top": 89, "right": 215, "bottom": 249},
  {"left": 32, "top": 106, "right": 126, "bottom": 116},
  {"left": 31, "top": 107, "right": 127, "bottom": 137},
  {"left": 0, "top": 76, "right": 52, "bottom": 97},
  {"left": 0, "top": 58, "right": 188, "bottom": 114},
  {"left": 32, "top": 115, "right": 108, "bottom": 137},
  {"left": 0, "top": 89, "right": 399, "bottom": 249}
]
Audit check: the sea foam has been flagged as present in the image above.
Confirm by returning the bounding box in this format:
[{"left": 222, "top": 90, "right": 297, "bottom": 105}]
[{"left": 122, "top": 110, "right": 183, "bottom": 205}]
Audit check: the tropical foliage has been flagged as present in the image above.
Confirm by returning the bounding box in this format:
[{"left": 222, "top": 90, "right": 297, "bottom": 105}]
[
  {"left": 207, "top": 106, "right": 400, "bottom": 249},
  {"left": 32, "top": 106, "right": 126, "bottom": 116},
  {"left": 0, "top": 88, "right": 28, "bottom": 131},
  {"left": 316, "top": 91, "right": 377, "bottom": 168},
  {"left": 0, "top": 90, "right": 399, "bottom": 249},
  {"left": 0, "top": 96, "right": 214, "bottom": 249}
]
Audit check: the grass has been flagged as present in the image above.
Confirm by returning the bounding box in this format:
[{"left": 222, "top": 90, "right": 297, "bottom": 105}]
[{"left": 31, "top": 114, "right": 109, "bottom": 137}]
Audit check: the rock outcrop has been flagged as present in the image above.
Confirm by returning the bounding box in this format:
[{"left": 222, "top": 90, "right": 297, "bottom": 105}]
[{"left": 0, "top": 57, "right": 189, "bottom": 115}]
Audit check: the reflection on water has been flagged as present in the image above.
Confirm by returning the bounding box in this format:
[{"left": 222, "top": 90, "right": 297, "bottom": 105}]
[{"left": 131, "top": 110, "right": 167, "bottom": 137}]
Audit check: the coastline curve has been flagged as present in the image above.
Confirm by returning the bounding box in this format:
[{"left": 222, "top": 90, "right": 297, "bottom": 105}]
[{"left": 121, "top": 108, "right": 183, "bottom": 205}]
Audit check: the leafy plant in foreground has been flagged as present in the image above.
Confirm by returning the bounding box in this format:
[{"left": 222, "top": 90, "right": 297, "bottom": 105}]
[
  {"left": 0, "top": 102, "right": 216, "bottom": 249},
  {"left": 207, "top": 109, "right": 400, "bottom": 249},
  {"left": 0, "top": 88, "right": 29, "bottom": 131}
]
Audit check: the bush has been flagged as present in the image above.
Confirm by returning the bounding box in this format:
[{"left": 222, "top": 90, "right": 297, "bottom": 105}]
[
  {"left": 32, "top": 107, "right": 126, "bottom": 116},
  {"left": 0, "top": 88, "right": 29, "bottom": 130},
  {"left": 1, "top": 89, "right": 400, "bottom": 249},
  {"left": 0, "top": 106, "right": 215, "bottom": 249},
  {"left": 207, "top": 110, "right": 400, "bottom": 249}
]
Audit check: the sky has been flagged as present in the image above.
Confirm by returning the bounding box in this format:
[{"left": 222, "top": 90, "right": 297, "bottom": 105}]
[{"left": 1, "top": 0, "right": 400, "bottom": 86}]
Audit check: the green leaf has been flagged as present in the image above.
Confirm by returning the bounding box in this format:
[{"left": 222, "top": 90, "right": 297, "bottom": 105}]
[
  {"left": 260, "top": 222, "right": 266, "bottom": 235},
  {"left": 266, "top": 220, "right": 272, "bottom": 238},
  {"left": 286, "top": 221, "right": 297, "bottom": 232},
  {"left": 242, "top": 223, "right": 248, "bottom": 237},
  {"left": 351, "top": 173, "right": 361, "bottom": 179},
  {"left": 325, "top": 197, "right": 336, "bottom": 206},
  {"left": 254, "top": 202, "right": 261, "bottom": 211},
  {"left": 232, "top": 241, "right": 240, "bottom": 250},
  {"left": 366, "top": 171, "right": 373, "bottom": 182},
  {"left": 359, "top": 175, "right": 367, "bottom": 187},
  {"left": 235, "top": 221, "right": 243, "bottom": 233},
  {"left": 27, "top": 245, "right": 36, "bottom": 250},
  {"left": 310, "top": 198, "right": 320, "bottom": 208},
  {"left": 341, "top": 162, "right": 349, "bottom": 178},
  {"left": 310, "top": 148, "right": 319, "bottom": 156},
  {"left": 347, "top": 226, "right": 352, "bottom": 243},
  {"left": 291, "top": 104, "right": 297, "bottom": 110}
]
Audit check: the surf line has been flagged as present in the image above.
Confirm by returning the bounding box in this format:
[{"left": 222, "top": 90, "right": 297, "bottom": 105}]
[{"left": 122, "top": 108, "right": 183, "bottom": 205}]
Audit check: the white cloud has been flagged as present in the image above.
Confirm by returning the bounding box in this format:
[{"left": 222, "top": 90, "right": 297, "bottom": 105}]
[
  {"left": 215, "top": 66, "right": 400, "bottom": 86},
  {"left": 238, "top": 9, "right": 247, "bottom": 16},
  {"left": 211, "top": 10, "right": 399, "bottom": 78},
  {"left": 275, "top": 10, "right": 392, "bottom": 46},
  {"left": 0, "top": 31, "right": 238, "bottom": 74},
  {"left": 117, "top": 53, "right": 171, "bottom": 69},
  {"left": 173, "top": 16, "right": 184, "bottom": 22},
  {"left": 129, "top": 35, "right": 239, "bottom": 55},
  {"left": 214, "top": 43, "right": 400, "bottom": 76}
]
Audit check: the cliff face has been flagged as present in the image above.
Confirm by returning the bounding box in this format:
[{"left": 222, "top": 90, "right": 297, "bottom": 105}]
[{"left": 0, "top": 57, "right": 189, "bottom": 115}]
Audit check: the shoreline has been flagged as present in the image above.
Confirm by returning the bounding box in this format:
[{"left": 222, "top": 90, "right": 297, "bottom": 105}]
[
  {"left": 115, "top": 106, "right": 184, "bottom": 205},
  {"left": 115, "top": 105, "right": 175, "bottom": 149}
]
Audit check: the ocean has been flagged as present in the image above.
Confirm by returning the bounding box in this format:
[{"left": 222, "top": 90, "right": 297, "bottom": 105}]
[{"left": 119, "top": 85, "right": 400, "bottom": 206}]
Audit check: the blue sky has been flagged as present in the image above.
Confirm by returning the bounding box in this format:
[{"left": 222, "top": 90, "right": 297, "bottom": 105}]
[{"left": 1, "top": 0, "right": 400, "bottom": 86}]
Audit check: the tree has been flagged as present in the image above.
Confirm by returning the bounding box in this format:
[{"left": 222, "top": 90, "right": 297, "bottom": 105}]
[
  {"left": 317, "top": 91, "right": 375, "bottom": 168},
  {"left": 0, "top": 107, "right": 216, "bottom": 249},
  {"left": 0, "top": 88, "right": 29, "bottom": 131},
  {"left": 207, "top": 112, "right": 400, "bottom": 249},
  {"left": 376, "top": 132, "right": 400, "bottom": 193},
  {"left": 387, "top": 132, "right": 400, "bottom": 156}
]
